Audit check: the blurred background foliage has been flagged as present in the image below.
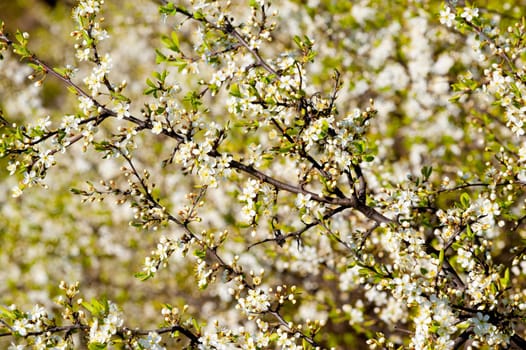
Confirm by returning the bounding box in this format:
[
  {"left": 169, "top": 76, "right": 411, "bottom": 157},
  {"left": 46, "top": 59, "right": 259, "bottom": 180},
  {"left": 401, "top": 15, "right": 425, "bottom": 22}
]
[{"left": 0, "top": 1, "right": 184, "bottom": 347}]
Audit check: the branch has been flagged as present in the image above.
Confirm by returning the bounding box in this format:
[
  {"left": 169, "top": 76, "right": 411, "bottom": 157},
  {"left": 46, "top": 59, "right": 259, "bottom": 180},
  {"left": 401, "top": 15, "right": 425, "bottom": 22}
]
[
  {"left": 224, "top": 18, "right": 279, "bottom": 76},
  {"left": 268, "top": 309, "right": 320, "bottom": 347},
  {"left": 0, "top": 323, "right": 201, "bottom": 346},
  {"left": 0, "top": 324, "right": 87, "bottom": 338},
  {"left": 248, "top": 205, "right": 349, "bottom": 249},
  {"left": 159, "top": 1, "right": 279, "bottom": 77},
  {"left": 123, "top": 325, "right": 200, "bottom": 345}
]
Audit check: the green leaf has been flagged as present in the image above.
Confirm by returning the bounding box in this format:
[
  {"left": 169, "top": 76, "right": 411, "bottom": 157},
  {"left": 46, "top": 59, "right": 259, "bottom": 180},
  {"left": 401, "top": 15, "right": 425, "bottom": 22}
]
[
  {"left": 53, "top": 66, "right": 68, "bottom": 76},
  {"left": 70, "top": 188, "right": 86, "bottom": 195},
  {"left": 456, "top": 321, "right": 471, "bottom": 330},
  {"left": 449, "top": 93, "right": 463, "bottom": 102},
  {"left": 194, "top": 249, "right": 206, "bottom": 259},
  {"left": 459, "top": 192, "right": 470, "bottom": 209},
  {"left": 278, "top": 143, "right": 294, "bottom": 153},
  {"left": 183, "top": 91, "right": 202, "bottom": 110},
  {"left": 146, "top": 78, "right": 155, "bottom": 88},
  {"left": 155, "top": 49, "right": 167, "bottom": 63},
  {"left": 109, "top": 90, "right": 130, "bottom": 103},
  {"left": 465, "top": 224, "right": 473, "bottom": 239},
  {"left": 171, "top": 31, "right": 180, "bottom": 52},
  {"left": 303, "top": 35, "right": 313, "bottom": 47},
  {"left": 194, "top": 10, "right": 205, "bottom": 20},
  {"left": 159, "top": 2, "right": 176, "bottom": 16},
  {"left": 144, "top": 87, "right": 157, "bottom": 96},
  {"left": 500, "top": 267, "right": 510, "bottom": 290},
  {"left": 354, "top": 140, "right": 365, "bottom": 153},
  {"left": 0, "top": 305, "right": 16, "bottom": 319},
  {"left": 293, "top": 35, "right": 302, "bottom": 48},
  {"left": 88, "top": 343, "right": 107, "bottom": 350},
  {"left": 192, "top": 318, "right": 201, "bottom": 332},
  {"left": 451, "top": 242, "right": 463, "bottom": 251},
  {"left": 93, "top": 141, "right": 111, "bottom": 152},
  {"left": 81, "top": 298, "right": 109, "bottom": 317},
  {"left": 229, "top": 83, "right": 242, "bottom": 98},
  {"left": 161, "top": 33, "right": 180, "bottom": 52},
  {"left": 12, "top": 43, "right": 30, "bottom": 58},
  {"left": 14, "top": 30, "right": 27, "bottom": 46},
  {"left": 134, "top": 272, "right": 152, "bottom": 281},
  {"left": 421, "top": 166, "right": 432, "bottom": 181}
]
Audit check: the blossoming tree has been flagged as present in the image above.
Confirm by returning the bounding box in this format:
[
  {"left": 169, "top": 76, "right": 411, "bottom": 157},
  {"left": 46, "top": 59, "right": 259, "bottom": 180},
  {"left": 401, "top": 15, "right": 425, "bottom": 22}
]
[{"left": 1, "top": 0, "right": 525, "bottom": 348}]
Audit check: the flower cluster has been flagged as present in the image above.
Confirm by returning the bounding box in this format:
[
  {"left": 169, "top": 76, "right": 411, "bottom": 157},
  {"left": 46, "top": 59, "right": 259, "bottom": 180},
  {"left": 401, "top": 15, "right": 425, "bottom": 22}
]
[
  {"left": 89, "top": 302, "right": 124, "bottom": 345},
  {"left": 236, "top": 288, "right": 271, "bottom": 314}
]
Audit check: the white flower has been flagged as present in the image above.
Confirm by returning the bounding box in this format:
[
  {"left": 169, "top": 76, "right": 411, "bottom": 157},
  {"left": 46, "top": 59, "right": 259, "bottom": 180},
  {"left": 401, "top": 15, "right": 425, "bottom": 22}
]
[
  {"left": 92, "top": 22, "right": 109, "bottom": 41},
  {"left": 22, "top": 170, "right": 37, "bottom": 185},
  {"left": 11, "top": 186, "right": 23, "bottom": 198},
  {"left": 295, "top": 193, "right": 313, "bottom": 209},
  {"left": 78, "top": 96, "right": 95, "bottom": 116},
  {"left": 74, "top": 0, "right": 102, "bottom": 17},
  {"left": 30, "top": 305, "right": 47, "bottom": 322},
  {"left": 104, "top": 303, "right": 124, "bottom": 333},
  {"left": 113, "top": 102, "right": 130, "bottom": 120},
  {"left": 96, "top": 54, "right": 112, "bottom": 75},
  {"left": 7, "top": 161, "right": 19, "bottom": 175},
  {"left": 40, "top": 150, "right": 55, "bottom": 168},
  {"left": 239, "top": 179, "right": 261, "bottom": 202},
  {"left": 339, "top": 266, "right": 361, "bottom": 291},
  {"left": 238, "top": 288, "right": 270, "bottom": 314},
  {"left": 12, "top": 318, "right": 29, "bottom": 336},
  {"left": 196, "top": 259, "right": 213, "bottom": 289},
  {"left": 461, "top": 7, "right": 479, "bottom": 22},
  {"left": 439, "top": 6, "right": 456, "bottom": 28},
  {"left": 89, "top": 319, "right": 110, "bottom": 344},
  {"left": 471, "top": 312, "right": 491, "bottom": 336},
  {"left": 76, "top": 48, "right": 91, "bottom": 61},
  {"left": 36, "top": 116, "right": 52, "bottom": 130},
  {"left": 151, "top": 120, "right": 163, "bottom": 135},
  {"left": 456, "top": 247, "right": 475, "bottom": 270},
  {"left": 61, "top": 115, "right": 81, "bottom": 133},
  {"left": 137, "top": 332, "right": 165, "bottom": 350},
  {"left": 241, "top": 203, "right": 257, "bottom": 221},
  {"left": 89, "top": 302, "right": 122, "bottom": 345},
  {"left": 198, "top": 165, "right": 218, "bottom": 188},
  {"left": 84, "top": 72, "right": 103, "bottom": 95},
  {"left": 143, "top": 256, "right": 158, "bottom": 274}
]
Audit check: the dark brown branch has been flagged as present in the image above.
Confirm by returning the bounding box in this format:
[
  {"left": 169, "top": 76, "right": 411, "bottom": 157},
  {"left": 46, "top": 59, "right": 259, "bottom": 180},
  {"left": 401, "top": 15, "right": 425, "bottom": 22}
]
[
  {"left": 224, "top": 18, "right": 279, "bottom": 76},
  {"left": 0, "top": 324, "right": 88, "bottom": 338},
  {"left": 124, "top": 325, "right": 200, "bottom": 345},
  {"left": 353, "top": 164, "right": 367, "bottom": 201},
  {"left": 248, "top": 205, "right": 348, "bottom": 249},
  {"left": 0, "top": 323, "right": 201, "bottom": 346},
  {"left": 268, "top": 310, "right": 319, "bottom": 347},
  {"left": 227, "top": 158, "right": 392, "bottom": 225},
  {"left": 158, "top": 2, "right": 279, "bottom": 77}
]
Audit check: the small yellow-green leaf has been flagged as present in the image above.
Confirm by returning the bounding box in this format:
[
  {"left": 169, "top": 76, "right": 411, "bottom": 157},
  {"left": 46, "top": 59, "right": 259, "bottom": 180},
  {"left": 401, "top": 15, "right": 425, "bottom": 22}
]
[
  {"left": 500, "top": 267, "right": 510, "bottom": 290},
  {"left": 459, "top": 192, "right": 470, "bottom": 209}
]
